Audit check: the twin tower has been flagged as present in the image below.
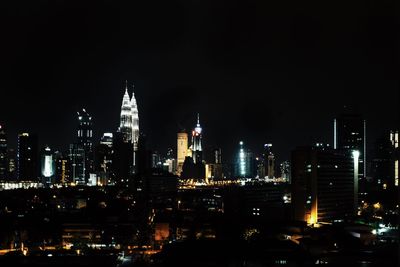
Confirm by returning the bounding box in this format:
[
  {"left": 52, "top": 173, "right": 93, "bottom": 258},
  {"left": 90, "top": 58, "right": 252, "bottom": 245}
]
[{"left": 118, "top": 82, "right": 140, "bottom": 151}]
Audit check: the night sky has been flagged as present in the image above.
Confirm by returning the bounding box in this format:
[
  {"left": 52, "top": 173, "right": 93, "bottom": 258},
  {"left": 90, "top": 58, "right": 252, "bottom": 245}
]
[{"left": 1, "top": 0, "right": 399, "bottom": 162}]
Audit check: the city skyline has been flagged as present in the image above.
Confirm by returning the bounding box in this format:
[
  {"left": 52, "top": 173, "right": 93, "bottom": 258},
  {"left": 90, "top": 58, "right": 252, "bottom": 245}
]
[
  {"left": 0, "top": 87, "right": 398, "bottom": 163},
  {"left": 1, "top": 1, "right": 399, "bottom": 161}
]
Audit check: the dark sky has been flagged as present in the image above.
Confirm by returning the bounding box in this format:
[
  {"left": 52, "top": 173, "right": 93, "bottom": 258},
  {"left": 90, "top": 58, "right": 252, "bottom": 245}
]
[{"left": 1, "top": 0, "right": 399, "bottom": 162}]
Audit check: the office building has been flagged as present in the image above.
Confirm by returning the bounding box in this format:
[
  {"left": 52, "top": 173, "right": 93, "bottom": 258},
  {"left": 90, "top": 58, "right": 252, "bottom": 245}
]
[
  {"left": 0, "top": 125, "right": 7, "bottom": 180},
  {"left": 17, "top": 133, "right": 39, "bottom": 181},
  {"left": 69, "top": 143, "right": 86, "bottom": 184},
  {"left": 334, "top": 113, "right": 366, "bottom": 183},
  {"left": 77, "top": 108, "right": 93, "bottom": 179},
  {"left": 390, "top": 130, "right": 399, "bottom": 187},
  {"left": 235, "top": 141, "right": 256, "bottom": 178},
  {"left": 177, "top": 132, "right": 188, "bottom": 176},
  {"left": 292, "top": 146, "right": 356, "bottom": 224}
]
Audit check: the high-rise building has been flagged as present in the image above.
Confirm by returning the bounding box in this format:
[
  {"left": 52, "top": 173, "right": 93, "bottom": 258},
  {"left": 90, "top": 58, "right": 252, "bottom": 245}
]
[
  {"left": 119, "top": 85, "right": 133, "bottom": 143},
  {"left": 264, "top": 144, "right": 275, "bottom": 179},
  {"left": 291, "top": 146, "right": 356, "bottom": 224},
  {"left": 17, "top": 133, "right": 39, "bottom": 181},
  {"left": 118, "top": 82, "right": 140, "bottom": 169},
  {"left": 390, "top": 130, "right": 399, "bottom": 187},
  {"left": 69, "top": 143, "right": 85, "bottom": 184},
  {"left": 41, "top": 146, "right": 55, "bottom": 185},
  {"left": 235, "top": 141, "right": 255, "bottom": 178},
  {"left": 112, "top": 131, "right": 133, "bottom": 183},
  {"left": 7, "top": 148, "right": 16, "bottom": 181},
  {"left": 191, "top": 114, "right": 203, "bottom": 164},
  {"left": 280, "top": 161, "right": 291, "bottom": 183},
  {"left": 177, "top": 132, "right": 188, "bottom": 175},
  {"left": 371, "top": 136, "right": 393, "bottom": 190},
  {"left": 130, "top": 86, "right": 140, "bottom": 151},
  {"left": 334, "top": 114, "right": 366, "bottom": 183},
  {"left": 54, "top": 151, "right": 70, "bottom": 184},
  {"left": 77, "top": 108, "right": 93, "bottom": 179},
  {"left": 0, "top": 125, "right": 7, "bottom": 180}
]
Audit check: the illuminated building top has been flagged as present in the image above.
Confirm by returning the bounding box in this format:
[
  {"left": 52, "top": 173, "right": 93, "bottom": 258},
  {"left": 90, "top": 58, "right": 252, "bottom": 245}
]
[
  {"left": 118, "top": 81, "right": 139, "bottom": 149},
  {"left": 191, "top": 113, "right": 203, "bottom": 164}
]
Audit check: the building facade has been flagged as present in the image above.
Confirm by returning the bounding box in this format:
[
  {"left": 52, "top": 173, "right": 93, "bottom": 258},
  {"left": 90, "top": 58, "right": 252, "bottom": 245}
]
[
  {"left": 191, "top": 114, "right": 203, "bottom": 164},
  {"left": 292, "top": 146, "right": 356, "bottom": 224},
  {"left": 334, "top": 113, "right": 366, "bottom": 184},
  {"left": 177, "top": 132, "right": 188, "bottom": 176},
  {"left": 17, "top": 133, "right": 39, "bottom": 181},
  {"left": 0, "top": 125, "right": 7, "bottom": 180}
]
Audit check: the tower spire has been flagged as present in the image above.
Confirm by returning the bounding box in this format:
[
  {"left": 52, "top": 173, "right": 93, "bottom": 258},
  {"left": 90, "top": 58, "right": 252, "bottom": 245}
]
[{"left": 197, "top": 113, "right": 200, "bottom": 126}]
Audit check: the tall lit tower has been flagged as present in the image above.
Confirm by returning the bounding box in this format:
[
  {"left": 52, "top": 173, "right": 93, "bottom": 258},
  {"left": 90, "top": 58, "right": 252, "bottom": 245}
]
[
  {"left": 119, "top": 83, "right": 133, "bottom": 143},
  {"left": 177, "top": 132, "right": 188, "bottom": 175},
  {"left": 191, "top": 114, "right": 203, "bottom": 164},
  {"left": 130, "top": 85, "right": 140, "bottom": 151}
]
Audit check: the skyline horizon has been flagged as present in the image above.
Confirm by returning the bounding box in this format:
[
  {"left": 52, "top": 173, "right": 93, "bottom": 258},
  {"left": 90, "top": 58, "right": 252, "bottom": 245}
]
[{"left": 1, "top": 85, "right": 398, "bottom": 164}]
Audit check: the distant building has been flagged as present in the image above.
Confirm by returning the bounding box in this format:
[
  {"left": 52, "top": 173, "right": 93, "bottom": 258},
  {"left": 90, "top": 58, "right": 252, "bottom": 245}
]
[
  {"left": 191, "top": 114, "right": 203, "bottom": 164},
  {"left": 7, "top": 148, "right": 16, "bottom": 181},
  {"left": 177, "top": 132, "right": 188, "bottom": 176},
  {"left": 17, "top": 133, "right": 39, "bottom": 181},
  {"left": 280, "top": 161, "right": 291, "bottom": 183},
  {"left": 206, "top": 148, "right": 223, "bottom": 181},
  {"left": 0, "top": 125, "right": 7, "bottom": 180},
  {"left": 371, "top": 136, "right": 393, "bottom": 190},
  {"left": 264, "top": 144, "right": 275, "bottom": 178},
  {"left": 69, "top": 143, "right": 85, "bottom": 184},
  {"left": 112, "top": 131, "right": 133, "bottom": 183},
  {"left": 291, "top": 146, "right": 356, "bottom": 224},
  {"left": 390, "top": 130, "right": 399, "bottom": 187},
  {"left": 95, "top": 134, "right": 114, "bottom": 185},
  {"left": 334, "top": 113, "right": 366, "bottom": 186},
  {"left": 77, "top": 108, "right": 93, "bottom": 180},
  {"left": 54, "top": 151, "right": 70, "bottom": 184},
  {"left": 118, "top": 82, "right": 140, "bottom": 169},
  {"left": 234, "top": 141, "right": 256, "bottom": 178},
  {"left": 41, "top": 146, "right": 55, "bottom": 186},
  {"left": 151, "top": 151, "right": 162, "bottom": 169}
]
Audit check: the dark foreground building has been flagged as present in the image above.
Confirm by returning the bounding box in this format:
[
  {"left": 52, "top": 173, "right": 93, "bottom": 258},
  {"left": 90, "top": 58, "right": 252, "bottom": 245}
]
[{"left": 292, "top": 146, "right": 356, "bottom": 224}]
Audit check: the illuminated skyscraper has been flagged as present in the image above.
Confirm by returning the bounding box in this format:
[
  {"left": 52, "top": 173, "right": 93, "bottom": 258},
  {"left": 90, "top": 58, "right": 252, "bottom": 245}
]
[
  {"left": 41, "top": 146, "right": 55, "bottom": 185},
  {"left": 130, "top": 86, "right": 140, "bottom": 151},
  {"left": 177, "top": 132, "right": 188, "bottom": 175},
  {"left": 0, "top": 125, "right": 7, "bottom": 180},
  {"left": 118, "top": 82, "right": 140, "bottom": 169},
  {"left": 17, "top": 133, "right": 39, "bottom": 181},
  {"left": 191, "top": 114, "right": 203, "bottom": 164},
  {"left": 119, "top": 84, "right": 133, "bottom": 143},
  {"left": 235, "top": 141, "right": 255, "bottom": 178}
]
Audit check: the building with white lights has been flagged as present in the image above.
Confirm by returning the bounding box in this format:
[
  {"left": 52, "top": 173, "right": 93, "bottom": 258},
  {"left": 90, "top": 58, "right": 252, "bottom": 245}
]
[
  {"left": 118, "top": 82, "right": 140, "bottom": 170},
  {"left": 191, "top": 114, "right": 203, "bottom": 164},
  {"left": 41, "top": 146, "right": 55, "bottom": 186}
]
